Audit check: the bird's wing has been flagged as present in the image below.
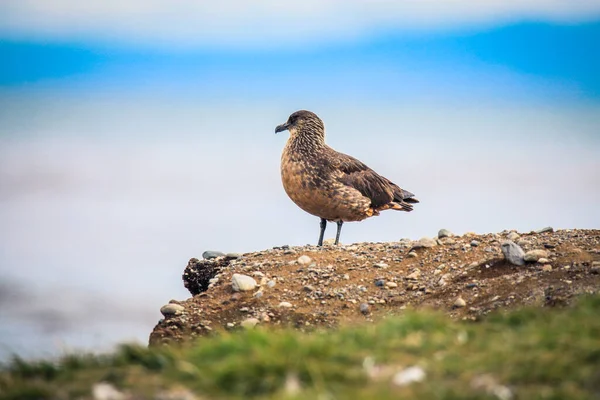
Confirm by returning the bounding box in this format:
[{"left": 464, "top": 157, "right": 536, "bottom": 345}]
[
  {"left": 330, "top": 151, "right": 395, "bottom": 208},
  {"left": 329, "top": 148, "right": 419, "bottom": 208}
]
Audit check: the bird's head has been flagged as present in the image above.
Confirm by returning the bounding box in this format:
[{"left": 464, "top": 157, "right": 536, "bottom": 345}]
[{"left": 275, "top": 110, "right": 325, "bottom": 142}]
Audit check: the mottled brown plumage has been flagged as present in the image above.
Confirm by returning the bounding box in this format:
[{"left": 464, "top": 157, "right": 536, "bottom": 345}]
[{"left": 276, "top": 110, "right": 419, "bottom": 246}]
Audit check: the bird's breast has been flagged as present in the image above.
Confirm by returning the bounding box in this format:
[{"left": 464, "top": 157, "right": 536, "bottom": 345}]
[{"left": 280, "top": 146, "right": 371, "bottom": 221}]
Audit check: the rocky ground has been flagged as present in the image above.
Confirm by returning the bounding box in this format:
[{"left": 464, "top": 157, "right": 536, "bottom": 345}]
[{"left": 149, "top": 228, "right": 600, "bottom": 345}]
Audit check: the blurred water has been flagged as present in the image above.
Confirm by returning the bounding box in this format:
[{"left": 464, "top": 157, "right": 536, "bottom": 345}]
[{"left": 1, "top": 93, "right": 599, "bottom": 360}]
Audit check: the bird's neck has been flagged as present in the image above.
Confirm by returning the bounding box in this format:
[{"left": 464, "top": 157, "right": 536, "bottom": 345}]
[{"left": 287, "top": 130, "right": 326, "bottom": 155}]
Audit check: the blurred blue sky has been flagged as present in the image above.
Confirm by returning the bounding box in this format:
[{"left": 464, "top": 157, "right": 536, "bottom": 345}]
[
  {"left": 1, "top": 21, "right": 599, "bottom": 101},
  {"left": 1, "top": 1, "right": 599, "bottom": 360}
]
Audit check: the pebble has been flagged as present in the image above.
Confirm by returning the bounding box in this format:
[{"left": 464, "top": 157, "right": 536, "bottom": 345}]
[
  {"left": 386, "top": 281, "right": 398, "bottom": 288},
  {"left": 297, "top": 255, "right": 312, "bottom": 265},
  {"left": 501, "top": 241, "right": 525, "bottom": 266},
  {"left": 541, "top": 265, "right": 553, "bottom": 272},
  {"left": 231, "top": 274, "right": 257, "bottom": 292},
  {"left": 407, "top": 251, "right": 418, "bottom": 258},
  {"left": 241, "top": 318, "right": 259, "bottom": 329},
  {"left": 92, "top": 383, "right": 126, "bottom": 400},
  {"left": 524, "top": 249, "right": 549, "bottom": 263},
  {"left": 412, "top": 237, "right": 437, "bottom": 249},
  {"left": 303, "top": 285, "right": 316, "bottom": 292},
  {"left": 507, "top": 232, "right": 520, "bottom": 241},
  {"left": 470, "top": 240, "right": 480, "bottom": 247},
  {"left": 253, "top": 290, "right": 263, "bottom": 299},
  {"left": 225, "top": 253, "right": 242, "bottom": 259},
  {"left": 359, "top": 303, "right": 370, "bottom": 314},
  {"left": 392, "top": 366, "right": 426, "bottom": 386},
  {"left": 406, "top": 270, "right": 421, "bottom": 280},
  {"left": 279, "top": 301, "right": 293, "bottom": 308},
  {"left": 536, "top": 226, "right": 554, "bottom": 234},
  {"left": 375, "top": 279, "right": 385, "bottom": 287},
  {"left": 202, "top": 251, "right": 225, "bottom": 260},
  {"left": 453, "top": 297, "right": 466, "bottom": 308},
  {"left": 267, "top": 280, "right": 276, "bottom": 288},
  {"left": 373, "top": 262, "right": 389, "bottom": 269},
  {"left": 160, "top": 304, "right": 185, "bottom": 317},
  {"left": 537, "top": 258, "right": 550, "bottom": 264},
  {"left": 438, "top": 229, "right": 453, "bottom": 239}
]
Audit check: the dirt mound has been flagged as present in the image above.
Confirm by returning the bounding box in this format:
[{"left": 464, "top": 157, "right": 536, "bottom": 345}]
[{"left": 149, "top": 229, "right": 600, "bottom": 345}]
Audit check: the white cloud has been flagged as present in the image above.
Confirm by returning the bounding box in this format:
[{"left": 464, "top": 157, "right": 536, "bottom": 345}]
[{"left": 1, "top": 0, "right": 599, "bottom": 49}]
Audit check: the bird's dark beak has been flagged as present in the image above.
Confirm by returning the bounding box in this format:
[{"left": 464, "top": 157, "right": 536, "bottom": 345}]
[{"left": 275, "top": 123, "right": 289, "bottom": 134}]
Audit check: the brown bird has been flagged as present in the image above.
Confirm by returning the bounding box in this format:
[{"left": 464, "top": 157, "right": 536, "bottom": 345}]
[{"left": 275, "top": 110, "right": 418, "bottom": 246}]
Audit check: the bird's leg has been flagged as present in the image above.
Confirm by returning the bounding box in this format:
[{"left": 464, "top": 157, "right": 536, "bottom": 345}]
[
  {"left": 317, "top": 218, "right": 327, "bottom": 247},
  {"left": 334, "top": 221, "right": 344, "bottom": 245}
]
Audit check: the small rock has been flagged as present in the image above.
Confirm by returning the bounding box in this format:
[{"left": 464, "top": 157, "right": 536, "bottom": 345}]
[
  {"left": 438, "top": 229, "right": 453, "bottom": 239},
  {"left": 279, "top": 301, "right": 293, "bottom": 308},
  {"left": 155, "top": 388, "right": 198, "bottom": 400},
  {"left": 323, "top": 238, "right": 338, "bottom": 246},
  {"left": 241, "top": 318, "right": 259, "bottom": 329},
  {"left": 297, "top": 255, "right": 312, "bottom": 265},
  {"left": 373, "top": 262, "right": 389, "bottom": 269},
  {"left": 440, "top": 237, "right": 456, "bottom": 245},
  {"left": 253, "top": 290, "right": 263, "bottom": 298},
  {"left": 303, "top": 285, "right": 316, "bottom": 292},
  {"left": 537, "top": 258, "right": 550, "bottom": 264},
  {"left": 267, "top": 280, "right": 276, "bottom": 288},
  {"left": 375, "top": 279, "right": 385, "bottom": 287},
  {"left": 453, "top": 297, "right": 466, "bottom": 308},
  {"left": 524, "top": 249, "right": 549, "bottom": 263},
  {"left": 406, "top": 270, "right": 421, "bottom": 280},
  {"left": 541, "top": 265, "right": 553, "bottom": 272},
  {"left": 231, "top": 274, "right": 257, "bottom": 292},
  {"left": 202, "top": 250, "right": 225, "bottom": 260},
  {"left": 470, "top": 240, "right": 480, "bottom": 247},
  {"left": 160, "top": 304, "right": 185, "bottom": 317},
  {"left": 92, "top": 383, "right": 126, "bottom": 400},
  {"left": 536, "top": 226, "right": 554, "bottom": 234},
  {"left": 411, "top": 237, "right": 437, "bottom": 249},
  {"left": 501, "top": 241, "right": 525, "bottom": 266},
  {"left": 359, "top": 303, "right": 370, "bottom": 314},
  {"left": 386, "top": 281, "right": 398, "bottom": 288},
  {"left": 225, "top": 252, "right": 242, "bottom": 259},
  {"left": 407, "top": 251, "right": 418, "bottom": 258},
  {"left": 507, "top": 232, "right": 520, "bottom": 241},
  {"left": 392, "top": 366, "right": 426, "bottom": 386}
]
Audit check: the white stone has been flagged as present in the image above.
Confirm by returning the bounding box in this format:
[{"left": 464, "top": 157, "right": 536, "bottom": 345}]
[
  {"left": 231, "top": 274, "right": 257, "bottom": 292},
  {"left": 241, "top": 318, "right": 259, "bottom": 329},
  {"left": 297, "top": 255, "right": 312, "bottom": 265},
  {"left": 392, "top": 366, "right": 426, "bottom": 386},
  {"left": 160, "top": 304, "right": 185, "bottom": 317}
]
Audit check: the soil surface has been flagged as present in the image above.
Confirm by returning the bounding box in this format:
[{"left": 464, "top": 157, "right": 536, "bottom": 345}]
[{"left": 149, "top": 229, "right": 600, "bottom": 345}]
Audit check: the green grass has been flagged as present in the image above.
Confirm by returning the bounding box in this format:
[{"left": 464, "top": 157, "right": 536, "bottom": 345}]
[{"left": 2, "top": 295, "right": 600, "bottom": 400}]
